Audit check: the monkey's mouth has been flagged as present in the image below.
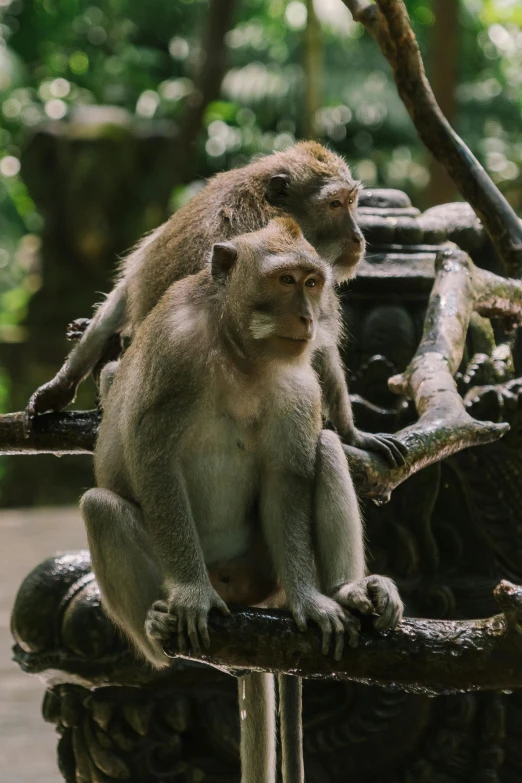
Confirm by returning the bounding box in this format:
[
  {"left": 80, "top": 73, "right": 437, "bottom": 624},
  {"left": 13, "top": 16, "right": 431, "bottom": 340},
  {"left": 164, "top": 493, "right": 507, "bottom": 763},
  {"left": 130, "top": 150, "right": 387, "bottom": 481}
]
[
  {"left": 276, "top": 335, "right": 310, "bottom": 343},
  {"left": 335, "top": 247, "right": 363, "bottom": 268}
]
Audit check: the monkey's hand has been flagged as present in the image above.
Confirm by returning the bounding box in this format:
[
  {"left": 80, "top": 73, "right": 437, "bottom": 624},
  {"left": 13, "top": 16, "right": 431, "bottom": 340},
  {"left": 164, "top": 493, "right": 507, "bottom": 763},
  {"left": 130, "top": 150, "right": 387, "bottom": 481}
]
[
  {"left": 332, "top": 575, "right": 404, "bottom": 632},
  {"left": 24, "top": 370, "right": 78, "bottom": 433},
  {"left": 289, "top": 591, "right": 360, "bottom": 661},
  {"left": 343, "top": 428, "right": 408, "bottom": 467},
  {"left": 159, "top": 582, "right": 230, "bottom": 655}
]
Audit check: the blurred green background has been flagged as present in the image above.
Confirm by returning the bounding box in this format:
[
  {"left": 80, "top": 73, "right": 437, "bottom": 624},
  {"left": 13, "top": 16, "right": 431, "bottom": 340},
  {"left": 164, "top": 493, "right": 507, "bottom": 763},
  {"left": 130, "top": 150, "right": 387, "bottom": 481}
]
[{"left": 0, "top": 0, "right": 520, "bottom": 505}]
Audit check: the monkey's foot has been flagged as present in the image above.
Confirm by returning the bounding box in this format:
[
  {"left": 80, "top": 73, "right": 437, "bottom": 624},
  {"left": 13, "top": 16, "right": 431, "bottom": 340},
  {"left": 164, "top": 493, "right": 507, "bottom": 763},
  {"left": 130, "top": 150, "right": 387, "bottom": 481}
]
[
  {"left": 289, "top": 591, "right": 360, "bottom": 661},
  {"left": 332, "top": 575, "right": 404, "bottom": 632},
  {"left": 145, "top": 600, "right": 180, "bottom": 657},
  {"left": 24, "top": 373, "right": 78, "bottom": 434},
  {"left": 343, "top": 429, "right": 408, "bottom": 467}
]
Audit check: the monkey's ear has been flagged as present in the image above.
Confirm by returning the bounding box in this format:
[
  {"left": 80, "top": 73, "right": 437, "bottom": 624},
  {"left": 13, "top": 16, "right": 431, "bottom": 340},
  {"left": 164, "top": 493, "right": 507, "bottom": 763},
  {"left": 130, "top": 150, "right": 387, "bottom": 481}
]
[
  {"left": 211, "top": 242, "right": 238, "bottom": 283},
  {"left": 266, "top": 173, "right": 290, "bottom": 205}
]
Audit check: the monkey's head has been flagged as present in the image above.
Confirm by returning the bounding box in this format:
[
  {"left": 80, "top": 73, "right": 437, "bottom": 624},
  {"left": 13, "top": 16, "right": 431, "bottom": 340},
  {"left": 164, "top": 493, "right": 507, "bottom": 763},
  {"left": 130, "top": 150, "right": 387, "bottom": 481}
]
[
  {"left": 211, "top": 218, "right": 332, "bottom": 359},
  {"left": 262, "top": 142, "right": 365, "bottom": 283}
]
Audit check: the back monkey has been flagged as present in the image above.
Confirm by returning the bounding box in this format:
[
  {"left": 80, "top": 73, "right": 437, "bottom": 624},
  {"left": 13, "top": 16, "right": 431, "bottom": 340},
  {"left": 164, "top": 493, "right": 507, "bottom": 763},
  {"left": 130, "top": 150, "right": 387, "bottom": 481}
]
[
  {"left": 81, "top": 218, "right": 403, "bottom": 783},
  {"left": 28, "top": 141, "right": 405, "bottom": 465}
]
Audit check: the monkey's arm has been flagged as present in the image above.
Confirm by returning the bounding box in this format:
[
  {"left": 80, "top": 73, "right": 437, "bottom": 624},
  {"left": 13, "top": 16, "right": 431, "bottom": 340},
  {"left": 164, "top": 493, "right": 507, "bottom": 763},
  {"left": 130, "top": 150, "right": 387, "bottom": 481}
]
[
  {"left": 131, "top": 410, "right": 229, "bottom": 653},
  {"left": 260, "top": 470, "right": 357, "bottom": 660},
  {"left": 25, "top": 283, "right": 127, "bottom": 428},
  {"left": 314, "top": 429, "right": 366, "bottom": 593},
  {"left": 313, "top": 346, "right": 407, "bottom": 466},
  {"left": 315, "top": 429, "right": 403, "bottom": 631}
]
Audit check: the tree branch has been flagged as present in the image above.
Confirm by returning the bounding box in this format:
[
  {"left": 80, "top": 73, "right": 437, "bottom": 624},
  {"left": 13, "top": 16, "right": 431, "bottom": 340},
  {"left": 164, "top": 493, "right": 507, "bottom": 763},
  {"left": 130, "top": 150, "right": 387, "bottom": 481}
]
[
  {"left": 0, "top": 410, "right": 99, "bottom": 455},
  {"left": 304, "top": 0, "right": 322, "bottom": 138},
  {"left": 388, "top": 244, "right": 522, "bottom": 406},
  {"left": 0, "top": 400, "right": 508, "bottom": 500},
  {"left": 341, "top": 0, "right": 522, "bottom": 278},
  {"left": 12, "top": 561, "right": 522, "bottom": 695},
  {"left": 344, "top": 244, "right": 522, "bottom": 499},
  {"left": 159, "top": 580, "right": 522, "bottom": 694},
  {"left": 342, "top": 243, "right": 522, "bottom": 499}
]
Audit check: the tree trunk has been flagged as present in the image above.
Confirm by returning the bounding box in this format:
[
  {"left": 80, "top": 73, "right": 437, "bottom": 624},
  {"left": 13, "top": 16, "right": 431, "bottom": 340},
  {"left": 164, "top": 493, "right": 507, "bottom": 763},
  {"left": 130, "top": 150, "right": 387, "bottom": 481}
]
[
  {"left": 304, "top": 0, "right": 322, "bottom": 139},
  {"left": 427, "top": 0, "right": 459, "bottom": 205}
]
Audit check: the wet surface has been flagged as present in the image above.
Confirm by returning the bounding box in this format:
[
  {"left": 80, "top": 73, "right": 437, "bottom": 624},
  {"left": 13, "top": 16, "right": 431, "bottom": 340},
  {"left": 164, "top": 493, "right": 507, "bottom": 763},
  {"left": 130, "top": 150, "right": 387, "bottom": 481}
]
[{"left": 0, "top": 505, "right": 87, "bottom": 782}]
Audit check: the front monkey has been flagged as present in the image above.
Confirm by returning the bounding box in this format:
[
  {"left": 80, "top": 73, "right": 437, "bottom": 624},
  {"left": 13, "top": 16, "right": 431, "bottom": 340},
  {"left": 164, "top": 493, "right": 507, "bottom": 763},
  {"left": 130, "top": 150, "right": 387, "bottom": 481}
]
[
  {"left": 28, "top": 141, "right": 405, "bottom": 465},
  {"left": 81, "top": 218, "right": 403, "bottom": 783}
]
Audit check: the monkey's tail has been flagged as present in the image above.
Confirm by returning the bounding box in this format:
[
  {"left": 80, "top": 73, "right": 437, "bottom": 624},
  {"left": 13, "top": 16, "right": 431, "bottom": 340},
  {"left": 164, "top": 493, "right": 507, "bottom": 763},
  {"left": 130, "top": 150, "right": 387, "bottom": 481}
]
[
  {"left": 238, "top": 672, "right": 276, "bottom": 783},
  {"left": 279, "top": 674, "right": 304, "bottom": 783}
]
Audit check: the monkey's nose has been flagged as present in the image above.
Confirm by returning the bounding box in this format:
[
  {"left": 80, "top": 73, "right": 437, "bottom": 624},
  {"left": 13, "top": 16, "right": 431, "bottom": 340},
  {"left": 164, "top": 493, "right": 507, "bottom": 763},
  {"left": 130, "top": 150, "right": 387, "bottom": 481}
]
[
  {"left": 300, "top": 316, "right": 313, "bottom": 338},
  {"left": 351, "top": 231, "right": 364, "bottom": 245}
]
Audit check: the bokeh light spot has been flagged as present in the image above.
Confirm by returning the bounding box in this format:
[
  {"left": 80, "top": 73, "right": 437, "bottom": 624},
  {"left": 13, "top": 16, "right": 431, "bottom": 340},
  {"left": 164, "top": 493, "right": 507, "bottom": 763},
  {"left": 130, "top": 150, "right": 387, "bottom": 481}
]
[
  {"left": 206, "top": 137, "right": 226, "bottom": 157},
  {"left": 69, "top": 51, "right": 89, "bottom": 75},
  {"left": 169, "top": 37, "right": 189, "bottom": 60},
  {"left": 136, "top": 90, "right": 159, "bottom": 118},
  {"left": 50, "top": 78, "right": 70, "bottom": 98},
  {"left": 0, "top": 155, "right": 20, "bottom": 177},
  {"left": 285, "top": 1, "right": 307, "bottom": 31},
  {"left": 45, "top": 99, "right": 67, "bottom": 119}
]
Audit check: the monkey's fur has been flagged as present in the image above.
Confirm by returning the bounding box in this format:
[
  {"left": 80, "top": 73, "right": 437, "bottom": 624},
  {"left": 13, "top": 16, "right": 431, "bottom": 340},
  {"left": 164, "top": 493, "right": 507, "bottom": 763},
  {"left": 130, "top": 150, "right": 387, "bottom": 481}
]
[
  {"left": 81, "top": 219, "right": 403, "bottom": 783},
  {"left": 27, "top": 142, "right": 405, "bottom": 464}
]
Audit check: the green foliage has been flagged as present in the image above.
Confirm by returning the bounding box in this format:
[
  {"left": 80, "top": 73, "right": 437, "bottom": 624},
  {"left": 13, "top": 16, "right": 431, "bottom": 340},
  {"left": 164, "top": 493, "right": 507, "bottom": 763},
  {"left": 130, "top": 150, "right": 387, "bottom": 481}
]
[
  {"left": 0, "top": 0, "right": 520, "bottom": 205},
  {"left": 0, "top": 0, "right": 521, "bottom": 334}
]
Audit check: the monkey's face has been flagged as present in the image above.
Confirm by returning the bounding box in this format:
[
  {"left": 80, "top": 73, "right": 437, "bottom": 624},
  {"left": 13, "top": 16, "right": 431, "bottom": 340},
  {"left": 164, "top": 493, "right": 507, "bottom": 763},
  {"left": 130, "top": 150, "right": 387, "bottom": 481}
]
[
  {"left": 269, "top": 176, "right": 364, "bottom": 284},
  {"left": 301, "top": 181, "right": 365, "bottom": 283},
  {"left": 246, "top": 257, "right": 330, "bottom": 357},
  {"left": 264, "top": 142, "right": 364, "bottom": 283},
  {"left": 212, "top": 218, "right": 332, "bottom": 359}
]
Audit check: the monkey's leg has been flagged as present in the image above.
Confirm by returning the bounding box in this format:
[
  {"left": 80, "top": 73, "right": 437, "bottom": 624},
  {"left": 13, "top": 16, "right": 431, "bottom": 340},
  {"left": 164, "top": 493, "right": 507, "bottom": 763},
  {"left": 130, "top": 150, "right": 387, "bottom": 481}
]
[
  {"left": 238, "top": 672, "right": 276, "bottom": 783},
  {"left": 315, "top": 429, "right": 366, "bottom": 592},
  {"left": 278, "top": 674, "right": 304, "bottom": 783},
  {"left": 81, "top": 487, "right": 169, "bottom": 667},
  {"left": 98, "top": 360, "right": 119, "bottom": 405},
  {"left": 129, "top": 412, "right": 230, "bottom": 653},
  {"left": 315, "top": 429, "right": 404, "bottom": 632},
  {"left": 26, "top": 282, "right": 127, "bottom": 425}
]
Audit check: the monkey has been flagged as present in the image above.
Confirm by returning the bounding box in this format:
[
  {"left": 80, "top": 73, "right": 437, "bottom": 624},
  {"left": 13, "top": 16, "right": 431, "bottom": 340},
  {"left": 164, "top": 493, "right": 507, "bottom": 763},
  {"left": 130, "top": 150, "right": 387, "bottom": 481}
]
[
  {"left": 80, "top": 218, "right": 404, "bottom": 783},
  {"left": 27, "top": 141, "right": 406, "bottom": 466}
]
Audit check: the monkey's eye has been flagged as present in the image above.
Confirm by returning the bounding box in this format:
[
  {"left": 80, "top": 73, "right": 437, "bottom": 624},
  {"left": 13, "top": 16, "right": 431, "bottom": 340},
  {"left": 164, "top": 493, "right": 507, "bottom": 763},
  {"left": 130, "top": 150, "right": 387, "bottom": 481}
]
[
  {"left": 280, "top": 274, "right": 296, "bottom": 285},
  {"left": 305, "top": 278, "right": 317, "bottom": 288},
  {"left": 329, "top": 200, "right": 343, "bottom": 209},
  {"left": 348, "top": 197, "right": 354, "bottom": 205}
]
